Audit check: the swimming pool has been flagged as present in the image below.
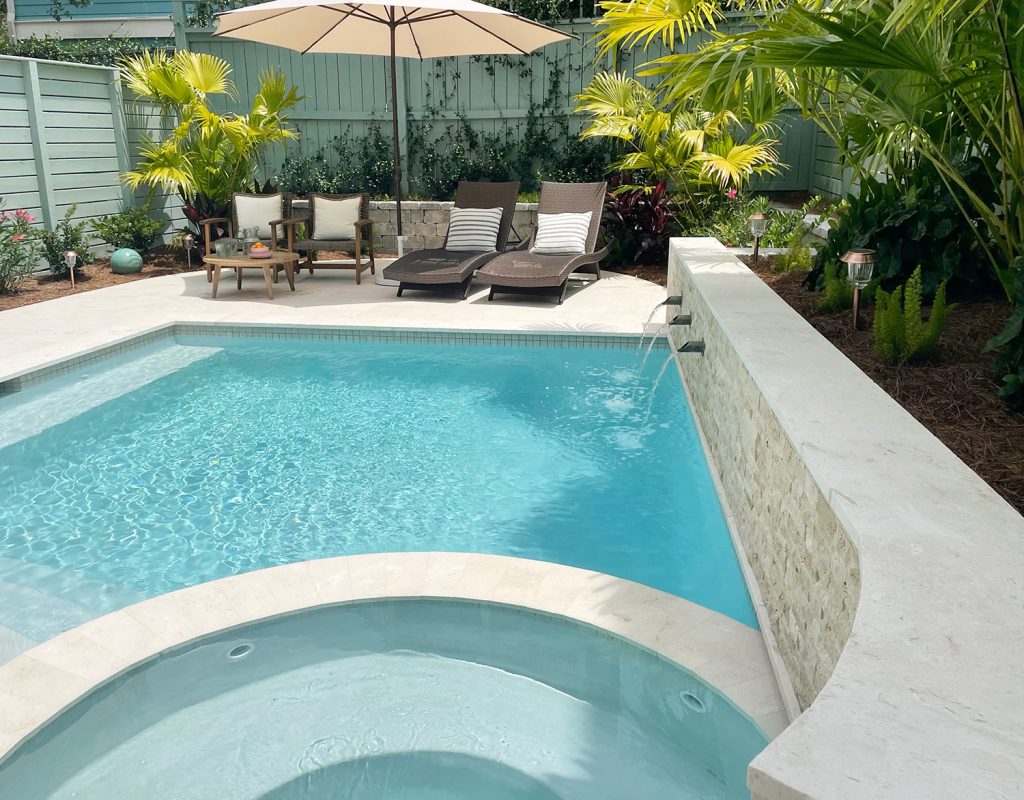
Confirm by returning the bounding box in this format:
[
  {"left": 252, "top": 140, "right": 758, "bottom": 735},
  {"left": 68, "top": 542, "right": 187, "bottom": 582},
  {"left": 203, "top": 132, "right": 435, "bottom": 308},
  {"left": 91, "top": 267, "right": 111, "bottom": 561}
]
[
  {"left": 0, "top": 331, "right": 755, "bottom": 657},
  {"left": 0, "top": 599, "right": 768, "bottom": 799}
]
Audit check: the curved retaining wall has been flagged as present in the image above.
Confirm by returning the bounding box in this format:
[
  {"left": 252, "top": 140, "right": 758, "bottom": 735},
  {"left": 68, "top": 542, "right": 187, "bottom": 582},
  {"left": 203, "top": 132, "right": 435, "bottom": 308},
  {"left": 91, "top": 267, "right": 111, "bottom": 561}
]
[{"left": 668, "top": 238, "right": 1024, "bottom": 799}]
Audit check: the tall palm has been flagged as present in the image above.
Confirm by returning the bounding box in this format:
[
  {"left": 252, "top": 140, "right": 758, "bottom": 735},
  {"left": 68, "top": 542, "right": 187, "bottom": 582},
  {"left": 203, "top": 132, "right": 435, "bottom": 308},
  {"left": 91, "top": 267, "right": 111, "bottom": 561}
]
[{"left": 121, "top": 50, "right": 301, "bottom": 218}]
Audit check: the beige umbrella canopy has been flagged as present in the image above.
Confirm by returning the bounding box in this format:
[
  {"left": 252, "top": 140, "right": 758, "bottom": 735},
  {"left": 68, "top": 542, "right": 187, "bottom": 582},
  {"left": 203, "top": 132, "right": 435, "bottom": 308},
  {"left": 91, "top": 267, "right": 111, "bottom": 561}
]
[{"left": 214, "top": 0, "right": 572, "bottom": 235}]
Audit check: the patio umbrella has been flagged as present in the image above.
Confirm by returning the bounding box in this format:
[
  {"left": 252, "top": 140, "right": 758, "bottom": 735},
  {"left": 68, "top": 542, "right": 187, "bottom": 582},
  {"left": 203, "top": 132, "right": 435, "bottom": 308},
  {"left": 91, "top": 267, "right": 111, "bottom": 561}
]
[{"left": 213, "top": 0, "right": 572, "bottom": 237}]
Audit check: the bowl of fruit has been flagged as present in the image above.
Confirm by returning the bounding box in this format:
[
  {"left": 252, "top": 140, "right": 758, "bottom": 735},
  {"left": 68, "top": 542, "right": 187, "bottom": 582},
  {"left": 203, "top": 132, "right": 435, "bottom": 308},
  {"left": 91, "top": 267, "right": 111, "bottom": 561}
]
[{"left": 248, "top": 242, "right": 271, "bottom": 259}]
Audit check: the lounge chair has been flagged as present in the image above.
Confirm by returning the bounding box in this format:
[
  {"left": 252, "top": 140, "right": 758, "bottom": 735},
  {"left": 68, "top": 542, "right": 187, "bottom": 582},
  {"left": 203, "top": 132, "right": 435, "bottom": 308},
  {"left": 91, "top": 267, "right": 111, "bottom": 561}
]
[
  {"left": 200, "top": 192, "right": 296, "bottom": 282},
  {"left": 290, "top": 192, "right": 375, "bottom": 284},
  {"left": 382, "top": 181, "right": 520, "bottom": 299},
  {"left": 477, "top": 181, "right": 609, "bottom": 305}
]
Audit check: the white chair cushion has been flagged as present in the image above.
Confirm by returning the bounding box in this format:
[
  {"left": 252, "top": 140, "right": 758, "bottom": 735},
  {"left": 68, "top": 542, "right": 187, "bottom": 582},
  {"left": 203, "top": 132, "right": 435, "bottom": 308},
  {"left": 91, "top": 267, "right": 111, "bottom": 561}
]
[
  {"left": 445, "top": 206, "right": 503, "bottom": 252},
  {"left": 235, "top": 194, "right": 283, "bottom": 241},
  {"left": 531, "top": 211, "right": 593, "bottom": 255},
  {"left": 313, "top": 196, "right": 361, "bottom": 241}
]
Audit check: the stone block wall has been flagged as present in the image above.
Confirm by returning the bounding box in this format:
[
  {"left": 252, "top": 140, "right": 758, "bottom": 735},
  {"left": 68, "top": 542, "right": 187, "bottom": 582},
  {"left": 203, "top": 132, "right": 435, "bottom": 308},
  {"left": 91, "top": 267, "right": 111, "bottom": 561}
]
[
  {"left": 368, "top": 201, "right": 538, "bottom": 252},
  {"left": 668, "top": 246, "right": 860, "bottom": 709}
]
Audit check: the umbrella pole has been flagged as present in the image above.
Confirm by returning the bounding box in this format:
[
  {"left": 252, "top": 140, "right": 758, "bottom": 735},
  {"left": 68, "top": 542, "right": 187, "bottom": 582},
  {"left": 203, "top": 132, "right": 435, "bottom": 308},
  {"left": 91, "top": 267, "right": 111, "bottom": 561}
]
[{"left": 389, "top": 22, "right": 403, "bottom": 239}]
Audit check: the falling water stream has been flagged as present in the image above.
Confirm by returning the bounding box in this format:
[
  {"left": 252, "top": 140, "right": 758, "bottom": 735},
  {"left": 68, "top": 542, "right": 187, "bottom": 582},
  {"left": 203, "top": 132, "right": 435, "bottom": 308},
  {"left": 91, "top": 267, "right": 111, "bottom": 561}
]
[
  {"left": 636, "top": 301, "right": 667, "bottom": 353},
  {"left": 641, "top": 352, "right": 678, "bottom": 426},
  {"left": 639, "top": 323, "right": 669, "bottom": 374}
]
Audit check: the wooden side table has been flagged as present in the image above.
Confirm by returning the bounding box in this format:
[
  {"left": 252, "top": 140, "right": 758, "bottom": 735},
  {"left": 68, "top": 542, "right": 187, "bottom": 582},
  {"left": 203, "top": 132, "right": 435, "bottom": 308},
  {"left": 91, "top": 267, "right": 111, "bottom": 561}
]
[{"left": 203, "top": 252, "right": 300, "bottom": 300}]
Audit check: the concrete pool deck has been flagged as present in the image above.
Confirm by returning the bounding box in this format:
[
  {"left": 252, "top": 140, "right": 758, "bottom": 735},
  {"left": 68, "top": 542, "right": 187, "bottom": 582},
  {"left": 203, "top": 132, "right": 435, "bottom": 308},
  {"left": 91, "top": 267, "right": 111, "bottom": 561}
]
[{"left": 0, "top": 265, "right": 665, "bottom": 384}]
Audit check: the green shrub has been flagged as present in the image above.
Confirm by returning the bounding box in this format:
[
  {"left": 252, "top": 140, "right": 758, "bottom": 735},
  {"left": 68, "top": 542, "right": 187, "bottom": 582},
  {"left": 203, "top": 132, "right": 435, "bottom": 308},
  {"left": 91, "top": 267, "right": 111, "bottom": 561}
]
[
  {"left": 986, "top": 265, "right": 1024, "bottom": 409},
  {"left": 774, "top": 228, "right": 813, "bottom": 272},
  {"left": 809, "top": 162, "right": 988, "bottom": 297},
  {"left": 92, "top": 207, "right": 165, "bottom": 253},
  {"left": 873, "top": 267, "right": 953, "bottom": 364},
  {"left": 815, "top": 261, "right": 855, "bottom": 313},
  {"left": 39, "top": 205, "right": 94, "bottom": 277}
]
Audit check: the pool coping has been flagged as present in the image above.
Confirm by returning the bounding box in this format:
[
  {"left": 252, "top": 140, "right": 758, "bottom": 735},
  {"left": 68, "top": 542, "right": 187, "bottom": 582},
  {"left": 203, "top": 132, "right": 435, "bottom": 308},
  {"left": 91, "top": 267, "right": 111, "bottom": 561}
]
[{"left": 0, "top": 553, "right": 787, "bottom": 765}]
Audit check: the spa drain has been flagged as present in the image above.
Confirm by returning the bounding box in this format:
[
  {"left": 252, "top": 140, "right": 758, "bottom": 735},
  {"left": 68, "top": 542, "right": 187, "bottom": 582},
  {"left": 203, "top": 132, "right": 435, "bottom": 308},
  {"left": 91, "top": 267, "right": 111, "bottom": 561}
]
[
  {"left": 680, "top": 691, "right": 707, "bottom": 713},
  {"left": 227, "top": 643, "right": 255, "bottom": 661}
]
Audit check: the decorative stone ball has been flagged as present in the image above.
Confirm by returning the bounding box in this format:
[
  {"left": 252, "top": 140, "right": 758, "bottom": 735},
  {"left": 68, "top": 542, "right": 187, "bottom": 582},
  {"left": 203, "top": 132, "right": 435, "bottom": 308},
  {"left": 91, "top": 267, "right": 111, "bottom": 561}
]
[{"left": 110, "top": 248, "right": 143, "bottom": 274}]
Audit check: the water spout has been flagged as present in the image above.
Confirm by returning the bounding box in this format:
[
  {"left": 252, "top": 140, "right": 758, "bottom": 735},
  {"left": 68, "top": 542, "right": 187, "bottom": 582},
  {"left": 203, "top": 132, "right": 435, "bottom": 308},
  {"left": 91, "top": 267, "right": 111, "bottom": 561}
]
[
  {"left": 677, "top": 340, "right": 705, "bottom": 355},
  {"left": 662, "top": 296, "right": 683, "bottom": 306},
  {"left": 669, "top": 314, "right": 692, "bottom": 326}
]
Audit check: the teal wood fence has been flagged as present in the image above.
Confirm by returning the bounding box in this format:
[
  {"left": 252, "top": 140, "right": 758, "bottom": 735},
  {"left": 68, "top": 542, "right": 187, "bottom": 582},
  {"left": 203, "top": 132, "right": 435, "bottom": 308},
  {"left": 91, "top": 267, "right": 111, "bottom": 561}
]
[
  {"left": 0, "top": 54, "right": 184, "bottom": 252},
  {"left": 177, "top": 10, "right": 819, "bottom": 193}
]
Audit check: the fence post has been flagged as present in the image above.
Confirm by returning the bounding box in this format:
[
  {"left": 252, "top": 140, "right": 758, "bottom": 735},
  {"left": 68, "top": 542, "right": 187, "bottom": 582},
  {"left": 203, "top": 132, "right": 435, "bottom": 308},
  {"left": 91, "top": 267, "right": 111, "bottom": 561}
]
[
  {"left": 108, "top": 69, "right": 134, "bottom": 207},
  {"left": 396, "top": 57, "right": 409, "bottom": 195},
  {"left": 172, "top": 0, "right": 189, "bottom": 51},
  {"left": 22, "top": 59, "right": 57, "bottom": 230}
]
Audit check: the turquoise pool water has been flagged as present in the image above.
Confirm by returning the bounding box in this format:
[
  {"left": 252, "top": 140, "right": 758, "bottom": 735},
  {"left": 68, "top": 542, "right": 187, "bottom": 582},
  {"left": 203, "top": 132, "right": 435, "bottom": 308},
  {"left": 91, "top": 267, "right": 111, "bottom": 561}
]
[
  {"left": 0, "top": 600, "right": 768, "bottom": 799},
  {"left": 0, "top": 334, "right": 755, "bottom": 653}
]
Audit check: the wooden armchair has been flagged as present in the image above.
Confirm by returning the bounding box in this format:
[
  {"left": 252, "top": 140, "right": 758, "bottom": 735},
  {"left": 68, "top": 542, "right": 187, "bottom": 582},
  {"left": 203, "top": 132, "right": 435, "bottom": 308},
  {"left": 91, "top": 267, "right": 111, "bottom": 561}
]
[
  {"left": 200, "top": 192, "right": 301, "bottom": 281},
  {"left": 290, "top": 193, "right": 375, "bottom": 285}
]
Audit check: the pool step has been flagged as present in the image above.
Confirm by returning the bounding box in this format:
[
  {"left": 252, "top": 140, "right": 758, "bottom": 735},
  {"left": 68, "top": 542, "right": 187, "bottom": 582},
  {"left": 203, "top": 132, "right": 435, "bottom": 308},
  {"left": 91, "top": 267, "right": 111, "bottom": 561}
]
[{"left": 0, "top": 558, "right": 148, "bottom": 656}]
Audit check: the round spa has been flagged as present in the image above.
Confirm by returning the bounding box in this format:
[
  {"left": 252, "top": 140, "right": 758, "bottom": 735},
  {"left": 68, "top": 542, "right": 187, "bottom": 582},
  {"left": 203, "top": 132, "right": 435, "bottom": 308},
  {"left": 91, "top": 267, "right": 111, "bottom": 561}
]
[{"left": 0, "top": 599, "right": 768, "bottom": 799}]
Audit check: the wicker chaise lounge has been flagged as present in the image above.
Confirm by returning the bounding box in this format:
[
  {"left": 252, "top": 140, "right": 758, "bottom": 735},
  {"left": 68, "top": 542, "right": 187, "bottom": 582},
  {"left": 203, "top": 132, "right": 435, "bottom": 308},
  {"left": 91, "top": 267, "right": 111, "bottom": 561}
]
[
  {"left": 382, "top": 181, "right": 520, "bottom": 299},
  {"left": 478, "top": 181, "right": 609, "bottom": 305}
]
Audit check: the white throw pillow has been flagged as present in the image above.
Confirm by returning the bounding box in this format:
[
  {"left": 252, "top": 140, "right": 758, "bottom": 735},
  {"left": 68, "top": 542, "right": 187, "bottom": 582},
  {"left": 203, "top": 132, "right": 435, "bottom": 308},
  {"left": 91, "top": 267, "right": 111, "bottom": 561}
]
[
  {"left": 235, "top": 194, "right": 283, "bottom": 241},
  {"left": 445, "top": 206, "right": 503, "bottom": 252},
  {"left": 531, "top": 211, "right": 593, "bottom": 255},
  {"left": 314, "top": 196, "right": 361, "bottom": 241}
]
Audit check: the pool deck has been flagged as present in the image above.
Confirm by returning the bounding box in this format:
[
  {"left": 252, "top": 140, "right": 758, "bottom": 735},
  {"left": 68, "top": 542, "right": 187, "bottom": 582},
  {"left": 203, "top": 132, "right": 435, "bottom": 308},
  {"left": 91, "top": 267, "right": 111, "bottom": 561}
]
[{"left": 0, "top": 265, "right": 665, "bottom": 384}]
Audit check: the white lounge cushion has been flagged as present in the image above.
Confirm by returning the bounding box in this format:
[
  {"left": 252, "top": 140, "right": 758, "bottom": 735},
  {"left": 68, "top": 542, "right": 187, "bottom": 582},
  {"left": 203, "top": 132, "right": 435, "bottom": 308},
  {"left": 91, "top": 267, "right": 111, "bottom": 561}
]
[
  {"left": 531, "top": 211, "right": 593, "bottom": 255},
  {"left": 313, "top": 195, "right": 361, "bottom": 241},
  {"left": 445, "top": 206, "right": 503, "bottom": 252},
  {"left": 235, "top": 194, "right": 283, "bottom": 241}
]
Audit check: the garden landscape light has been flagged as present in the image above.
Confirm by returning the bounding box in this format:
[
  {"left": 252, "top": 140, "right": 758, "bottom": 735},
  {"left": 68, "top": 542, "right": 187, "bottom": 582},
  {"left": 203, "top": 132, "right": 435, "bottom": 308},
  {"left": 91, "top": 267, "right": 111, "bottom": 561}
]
[
  {"left": 841, "top": 248, "right": 877, "bottom": 330},
  {"left": 749, "top": 212, "right": 768, "bottom": 261},
  {"left": 64, "top": 250, "right": 77, "bottom": 289}
]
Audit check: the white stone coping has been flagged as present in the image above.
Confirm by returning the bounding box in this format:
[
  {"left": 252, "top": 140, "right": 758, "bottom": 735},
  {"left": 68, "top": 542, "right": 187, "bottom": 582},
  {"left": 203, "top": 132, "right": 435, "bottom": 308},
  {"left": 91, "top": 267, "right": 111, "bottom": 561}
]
[
  {"left": 670, "top": 238, "right": 1024, "bottom": 800},
  {"left": 0, "top": 269, "right": 665, "bottom": 387},
  {"left": 0, "top": 553, "right": 786, "bottom": 766}
]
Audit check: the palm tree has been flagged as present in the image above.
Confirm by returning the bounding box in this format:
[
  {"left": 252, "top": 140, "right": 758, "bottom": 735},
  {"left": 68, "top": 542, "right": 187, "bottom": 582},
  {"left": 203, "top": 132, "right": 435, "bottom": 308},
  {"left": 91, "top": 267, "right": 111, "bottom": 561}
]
[
  {"left": 576, "top": 72, "right": 779, "bottom": 212},
  {"left": 120, "top": 50, "right": 302, "bottom": 224}
]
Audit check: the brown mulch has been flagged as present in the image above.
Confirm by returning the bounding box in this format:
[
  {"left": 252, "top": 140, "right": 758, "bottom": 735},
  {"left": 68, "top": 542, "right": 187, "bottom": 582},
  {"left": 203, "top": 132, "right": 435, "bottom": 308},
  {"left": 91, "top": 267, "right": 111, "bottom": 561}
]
[
  {"left": 743, "top": 255, "right": 1024, "bottom": 514},
  {"left": 608, "top": 264, "right": 668, "bottom": 286},
  {"left": 0, "top": 247, "right": 197, "bottom": 312}
]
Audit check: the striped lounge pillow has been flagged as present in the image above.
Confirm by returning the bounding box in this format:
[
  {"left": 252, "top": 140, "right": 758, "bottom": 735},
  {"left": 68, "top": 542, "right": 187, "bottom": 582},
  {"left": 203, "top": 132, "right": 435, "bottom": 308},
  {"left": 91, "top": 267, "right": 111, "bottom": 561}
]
[
  {"left": 531, "top": 211, "right": 593, "bottom": 255},
  {"left": 445, "top": 206, "right": 503, "bottom": 252}
]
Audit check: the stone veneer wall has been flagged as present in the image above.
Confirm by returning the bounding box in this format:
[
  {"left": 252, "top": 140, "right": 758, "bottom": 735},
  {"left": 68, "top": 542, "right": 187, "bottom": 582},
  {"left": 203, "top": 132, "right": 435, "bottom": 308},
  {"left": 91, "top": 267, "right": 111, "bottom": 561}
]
[
  {"left": 368, "top": 201, "right": 538, "bottom": 252},
  {"left": 668, "top": 246, "right": 859, "bottom": 708}
]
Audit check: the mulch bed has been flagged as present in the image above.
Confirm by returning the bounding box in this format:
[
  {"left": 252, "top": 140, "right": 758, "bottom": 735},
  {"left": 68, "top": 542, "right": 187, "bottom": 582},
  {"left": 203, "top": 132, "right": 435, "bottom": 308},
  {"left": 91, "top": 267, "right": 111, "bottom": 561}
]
[
  {"left": 0, "top": 247, "right": 196, "bottom": 313},
  {"left": 743, "top": 255, "right": 1024, "bottom": 515}
]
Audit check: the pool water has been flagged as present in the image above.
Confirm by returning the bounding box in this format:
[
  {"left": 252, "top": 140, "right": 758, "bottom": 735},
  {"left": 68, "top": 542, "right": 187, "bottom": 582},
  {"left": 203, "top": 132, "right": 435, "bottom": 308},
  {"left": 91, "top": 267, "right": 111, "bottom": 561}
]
[
  {"left": 0, "top": 600, "right": 769, "bottom": 799},
  {"left": 0, "top": 335, "right": 755, "bottom": 655}
]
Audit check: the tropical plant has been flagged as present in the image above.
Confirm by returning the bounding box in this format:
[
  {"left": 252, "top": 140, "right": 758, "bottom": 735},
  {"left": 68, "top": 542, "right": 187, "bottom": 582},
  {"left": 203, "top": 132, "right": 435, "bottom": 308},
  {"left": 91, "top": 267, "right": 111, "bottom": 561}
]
[
  {"left": 575, "top": 72, "right": 779, "bottom": 216},
  {"left": 0, "top": 205, "right": 44, "bottom": 294},
  {"left": 815, "top": 261, "right": 854, "bottom": 314},
  {"left": 775, "top": 227, "right": 813, "bottom": 272},
  {"left": 873, "top": 267, "right": 953, "bottom": 364},
  {"left": 640, "top": 0, "right": 1024, "bottom": 404},
  {"left": 92, "top": 206, "right": 166, "bottom": 253},
  {"left": 602, "top": 174, "right": 680, "bottom": 266},
  {"left": 120, "top": 50, "right": 301, "bottom": 232},
  {"left": 809, "top": 165, "right": 985, "bottom": 297},
  {"left": 39, "top": 205, "right": 94, "bottom": 277}
]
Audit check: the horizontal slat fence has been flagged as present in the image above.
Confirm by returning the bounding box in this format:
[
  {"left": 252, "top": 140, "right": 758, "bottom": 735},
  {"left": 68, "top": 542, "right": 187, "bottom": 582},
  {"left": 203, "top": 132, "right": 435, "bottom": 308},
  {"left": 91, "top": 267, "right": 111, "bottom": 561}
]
[
  {"left": 0, "top": 54, "right": 184, "bottom": 256},
  {"left": 180, "top": 10, "right": 818, "bottom": 193}
]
